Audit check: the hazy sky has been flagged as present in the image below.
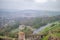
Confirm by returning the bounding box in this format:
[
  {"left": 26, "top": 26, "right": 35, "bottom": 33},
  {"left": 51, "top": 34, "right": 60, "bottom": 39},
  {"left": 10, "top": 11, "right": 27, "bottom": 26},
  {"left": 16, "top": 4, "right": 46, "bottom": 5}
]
[{"left": 0, "top": 0, "right": 60, "bottom": 11}]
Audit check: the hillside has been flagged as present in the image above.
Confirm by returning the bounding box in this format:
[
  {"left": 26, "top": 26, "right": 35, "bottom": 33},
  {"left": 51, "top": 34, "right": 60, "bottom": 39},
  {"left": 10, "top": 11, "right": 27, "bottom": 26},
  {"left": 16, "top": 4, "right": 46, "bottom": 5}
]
[
  {"left": 0, "top": 12, "right": 60, "bottom": 40},
  {"left": 0, "top": 15, "right": 60, "bottom": 38},
  {"left": 32, "top": 15, "right": 60, "bottom": 29},
  {"left": 40, "top": 21, "right": 60, "bottom": 40}
]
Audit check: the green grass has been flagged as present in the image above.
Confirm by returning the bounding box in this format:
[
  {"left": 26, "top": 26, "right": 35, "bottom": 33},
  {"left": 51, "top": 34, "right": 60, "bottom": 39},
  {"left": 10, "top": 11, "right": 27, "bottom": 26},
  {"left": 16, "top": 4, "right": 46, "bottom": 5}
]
[
  {"left": 0, "top": 36, "right": 12, "bottom": 39},
  {"left": 0, "top": 36, "right": 16, "bottom": 40},
  {"left": 42, "top": 35, "right": 50, "bottom": 40},
  {"left": 40, "top": 21, "right": 60, "bottom": 40}
]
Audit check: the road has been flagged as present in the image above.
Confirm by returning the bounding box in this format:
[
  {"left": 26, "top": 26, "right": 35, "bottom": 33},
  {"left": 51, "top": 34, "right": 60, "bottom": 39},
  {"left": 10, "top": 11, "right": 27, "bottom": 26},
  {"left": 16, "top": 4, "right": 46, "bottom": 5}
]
[{"left": 33, "top": 23, "right": 52, "bottom": 34}]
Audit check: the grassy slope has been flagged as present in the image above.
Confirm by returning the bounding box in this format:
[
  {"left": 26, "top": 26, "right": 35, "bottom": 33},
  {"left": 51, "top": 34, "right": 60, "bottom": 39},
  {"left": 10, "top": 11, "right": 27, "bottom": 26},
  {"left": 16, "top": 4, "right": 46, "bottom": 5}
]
[
  {"left": 0, "top": 36, "right": 16, "bottom": 40},
  {"left": 40, "top": 21, "right": 60, "bottom": 40}
]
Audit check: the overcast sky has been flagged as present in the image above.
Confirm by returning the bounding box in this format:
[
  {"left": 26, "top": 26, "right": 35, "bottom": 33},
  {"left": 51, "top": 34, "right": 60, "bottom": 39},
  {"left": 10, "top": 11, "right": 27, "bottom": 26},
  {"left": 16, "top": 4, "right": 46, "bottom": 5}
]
[{"left": 0, "top": 0, "right": 60, "bottom": 11}]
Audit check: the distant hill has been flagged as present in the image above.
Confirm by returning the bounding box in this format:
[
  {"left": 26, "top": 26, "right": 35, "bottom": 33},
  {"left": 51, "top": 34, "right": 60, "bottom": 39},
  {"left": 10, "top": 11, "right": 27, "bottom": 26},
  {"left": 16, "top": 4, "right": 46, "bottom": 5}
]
[{"left": 0, "top": 10, "right": 60, "bottom": 18}]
